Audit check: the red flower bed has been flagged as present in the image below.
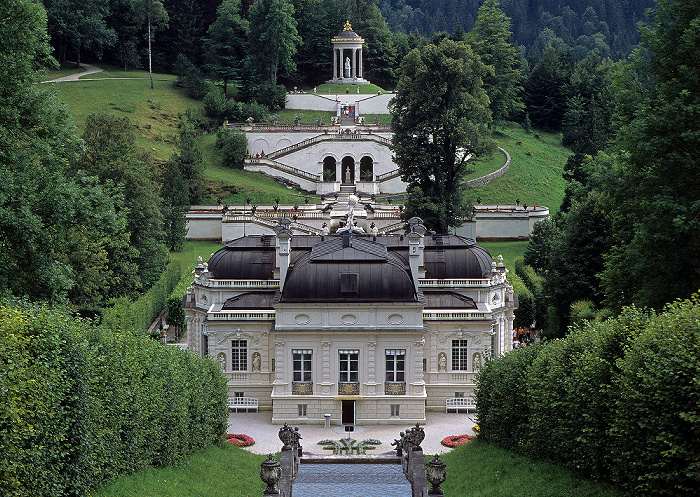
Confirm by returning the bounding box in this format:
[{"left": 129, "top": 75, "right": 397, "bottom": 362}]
[
  {"left": 226, "top": 433, "right": 255, "bottom": 447},
  {"left": 441, "top": 434, "right": 473, "bottom": 448}
]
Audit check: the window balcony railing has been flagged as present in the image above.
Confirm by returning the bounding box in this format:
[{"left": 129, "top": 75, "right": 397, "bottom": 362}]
[
  {"left": 338, "top": 382, "right": 360, "bottom": 395},
  {"left": 384, "top": 382, "right": 406, "bottom": 395},
  {"left": 292, "top": 382, "right": 313, "bottom": 395}
]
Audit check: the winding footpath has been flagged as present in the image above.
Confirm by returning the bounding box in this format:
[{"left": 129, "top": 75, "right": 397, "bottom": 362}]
[{"left": 41, "top": 62, "right": 103, "bottom": 83}]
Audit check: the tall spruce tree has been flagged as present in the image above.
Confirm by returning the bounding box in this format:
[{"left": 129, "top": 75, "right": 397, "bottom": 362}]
[
  {"left": 465, "top": 0, "right": 524, "bottom": 123},
  {"left": 203, "top": 0, "right": 249, "bottom": 95},
  {"left": 390, "top": 38, "right": 495, "bottom": 233},
  {"left": 248, "top": 0, "right": 301, "bottom": 84}
]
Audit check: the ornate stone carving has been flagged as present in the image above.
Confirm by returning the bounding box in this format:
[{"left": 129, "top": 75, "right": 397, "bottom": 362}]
[
  {"left": 438, "top": 352, "right": 447, "bottom": 371},
  {"left": 252, "top": 352, "right": 261, "bottom": 372}
]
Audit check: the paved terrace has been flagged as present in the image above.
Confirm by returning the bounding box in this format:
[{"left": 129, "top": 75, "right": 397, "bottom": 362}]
[{"left": 228, "top": 411, "right": 476, "bottom": 456}]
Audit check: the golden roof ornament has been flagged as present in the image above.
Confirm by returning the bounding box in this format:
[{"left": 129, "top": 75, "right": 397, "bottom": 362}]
[{"left": 344, "top": 20, "right": 352, "bottom": 31}]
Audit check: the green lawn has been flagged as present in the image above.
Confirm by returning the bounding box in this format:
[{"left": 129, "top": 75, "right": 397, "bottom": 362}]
[
  {"left": 480, "top": 241, "right": 529, "bottom": 271},
  {"left": 91, "top": 443, "right": 266, "bottom": 497},
  {"left": 440, "top": 441, "right": 623, "bottom": 497},
  {"left": 315, "top": 82, "right": 387, "bottom": 94}
]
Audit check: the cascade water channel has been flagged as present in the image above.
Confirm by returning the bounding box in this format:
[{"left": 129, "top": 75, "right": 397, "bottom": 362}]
[{"left": 293, "top": 462, "right": 411, "bottom": 497}]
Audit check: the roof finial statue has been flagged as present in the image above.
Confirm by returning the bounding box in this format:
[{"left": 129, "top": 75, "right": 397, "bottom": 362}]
[
  {"left": 337, "top": 194, "right": 365, "bottom": 234},
  {"left": 344, "top": 20, "right": 352, "bottom": 31}
]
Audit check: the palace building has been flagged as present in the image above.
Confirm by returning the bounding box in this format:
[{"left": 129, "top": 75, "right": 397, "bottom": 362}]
[{"left": 184, "top": 213, "right": 516, "bottom": 426}]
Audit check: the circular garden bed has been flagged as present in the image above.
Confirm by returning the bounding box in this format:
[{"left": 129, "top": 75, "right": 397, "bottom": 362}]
[
  {"left": 226, "top": 433, "right": 255, "bottom": 447},
  {"left": 441, "top": 434, "right": 473, "bottom": 448}
]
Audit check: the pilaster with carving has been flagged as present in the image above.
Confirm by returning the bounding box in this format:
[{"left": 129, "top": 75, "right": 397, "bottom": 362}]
[
  {"left": 273, "top": 340, "right": 286, "bottom": 396},
  {"left": 366, "top": 338, "right": 377, "bottom": 395},
  {"left": 411, "top": 338, "right": 426, "bottom": 396},
  {"left": 321, "top": 339, "right": 332, "bottom": 395}
]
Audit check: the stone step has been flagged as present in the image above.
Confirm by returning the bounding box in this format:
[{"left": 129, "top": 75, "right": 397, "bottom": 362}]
[{"left": 294, "top": 463, "right": 411, "bottom": 497}]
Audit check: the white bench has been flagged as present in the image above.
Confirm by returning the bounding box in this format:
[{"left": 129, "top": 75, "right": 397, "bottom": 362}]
[
  {"left": 446, "top": 396, "right": 476, "bottom": 413},
  {"left": 228, "top": 396, "right": 259, "bottom": 412}
]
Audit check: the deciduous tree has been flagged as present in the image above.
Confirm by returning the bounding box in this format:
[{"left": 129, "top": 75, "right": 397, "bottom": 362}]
[
  {"left": 390, "top": 38, "right": 494, "bottom": 232},
  {"left": 248, "top": 0, "right": 301, "bottom": 84}
]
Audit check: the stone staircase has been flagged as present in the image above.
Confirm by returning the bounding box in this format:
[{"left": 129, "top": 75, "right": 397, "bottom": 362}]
[{"left": 293, "top": 462, "right": 411, "bottom": 497}]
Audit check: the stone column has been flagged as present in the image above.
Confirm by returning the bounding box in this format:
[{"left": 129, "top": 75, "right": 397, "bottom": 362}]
[
  {"left": 412, "top": 338, "right": 426, "bottom": 396},
  {"left": 321, "top": 339, "right": 332, "bottom": 395},
  {"left": 333, "top": 48, "right": 337, "bottom": 80},
  {"left": 366, "top": 339, "right": 377, "bottom": 395},
  {"left": 358, "top": 49, "right": 363, "bottom": 78},
  {"left": 352, "top": 48, "right": 357, "bottom": 78}
]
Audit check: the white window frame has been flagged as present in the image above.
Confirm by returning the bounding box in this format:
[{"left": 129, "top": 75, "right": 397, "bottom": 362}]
[
  {"left": 231, "top": 340, "right": 248, "bottom": 371},
  {"left": 293, "top": 349, "right": 313, "bottom": 383},
  {"left": 385, "top": 349, "right": 406, "bottom": 382},
  {"left": 452, "top": 339, "right": 469, "bottom": 371},
  {"left": 339, "top": 350, "right": 359, "bottom": 383}
]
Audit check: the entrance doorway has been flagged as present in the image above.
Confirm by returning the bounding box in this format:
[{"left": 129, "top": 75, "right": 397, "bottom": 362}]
[{"left": 341, "top": 400, "right": 355, "bottom": 426}]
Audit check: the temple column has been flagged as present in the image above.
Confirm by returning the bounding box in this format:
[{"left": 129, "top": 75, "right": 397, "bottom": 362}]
[
  {"left": 352, "top": 48, "right": 357, "bottom": 78},
  {"left": 333, "top": 48, "right": 337, "bottom": 80},
  {"left": 358, "top": 49, "right": 362, "bottom": 78}
]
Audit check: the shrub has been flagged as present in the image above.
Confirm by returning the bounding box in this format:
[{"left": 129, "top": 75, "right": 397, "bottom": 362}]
[
  {"left": 475, "top": 343, "right": 543, "bottom": 452},
  {"left": 609, "top": 296, "right": 700, "bottom": 496},
  {"left": 215, "top": 125, "right": 247, "bottom": 168}
]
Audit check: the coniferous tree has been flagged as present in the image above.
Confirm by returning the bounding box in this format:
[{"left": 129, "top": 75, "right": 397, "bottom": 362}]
[
  {"left": 203, "top": 0, "right": 249, "bottom": 95},
  {"left": 466, "top": 0, "right": 524, "bottom": 123},
  {"left": 248, "top": 0, "right": 301, "bottom": 84}
]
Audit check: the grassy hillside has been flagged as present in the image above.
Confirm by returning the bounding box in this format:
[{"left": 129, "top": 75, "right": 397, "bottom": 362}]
[{"left": 467, "top": 126, "right": 569, "bottom": 215}]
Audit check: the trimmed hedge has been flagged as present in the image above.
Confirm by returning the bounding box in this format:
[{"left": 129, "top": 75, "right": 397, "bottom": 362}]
[
  {"left": 475, "top": 297, "right": 700, "bottom": 496},
  {"left": 102, "top": 261, "right": 182, "bottom": 333},
  {"left": 0, "top": 300, "right": 228, "bottom": 496},
  {"left": 475, "top": 342, "right": 543, "bottom": 452}
]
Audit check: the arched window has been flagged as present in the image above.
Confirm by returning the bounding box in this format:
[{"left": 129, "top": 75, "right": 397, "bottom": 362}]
[
  {"left": 323, "top": 156, "right": 337, "bottom": 181},
  {"left": 341, "top": 156, "right": 355, "bottom": 184},
  {"left": 360, "top": 156, "right": 374, "bottom": 182}
]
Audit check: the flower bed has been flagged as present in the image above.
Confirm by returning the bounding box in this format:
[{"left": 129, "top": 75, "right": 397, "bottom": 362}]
[
  {"left": 441, "top": 434, "right": 473, "bottom": 448},
  {"left": 226, "top": 433, "right": 255, "bottom": 447}
]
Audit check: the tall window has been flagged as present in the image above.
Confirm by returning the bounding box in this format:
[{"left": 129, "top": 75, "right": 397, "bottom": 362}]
[
  {"left": 339, "top": 350, "right": 359, "bottom": 383},
  {"left": 293, "top": 350, "right": 312, "bottom": 382},
  {"left": 385, "top": 350, "right": 405, "bottom": 382},
  {"left": 231, "top": 340, "right": 247, "bottom": 371},
  {"left": 452, "top": 339, "right": 469, "bottom": 371}
]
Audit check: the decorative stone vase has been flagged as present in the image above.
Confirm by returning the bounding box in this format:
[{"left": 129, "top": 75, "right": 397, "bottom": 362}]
[
  {"left": 260, "top": 454, "right": 281, "bottom": 494},
  {"left": 426, "top": 454, "right": 447, "bottom": 495}
]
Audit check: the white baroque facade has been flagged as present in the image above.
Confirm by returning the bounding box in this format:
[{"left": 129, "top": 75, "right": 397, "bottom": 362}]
[{"left": 185, "top": 217, "right": 516, "bottom": 426}]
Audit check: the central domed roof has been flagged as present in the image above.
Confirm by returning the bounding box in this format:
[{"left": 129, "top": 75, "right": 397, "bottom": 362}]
[{"left": 280, "top": 234, "right": 416, "bottom": 303}]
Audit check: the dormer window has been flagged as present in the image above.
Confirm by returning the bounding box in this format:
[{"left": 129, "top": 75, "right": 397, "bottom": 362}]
[{"left": 340, "top": 272, "right": 359, "bottom": 294}]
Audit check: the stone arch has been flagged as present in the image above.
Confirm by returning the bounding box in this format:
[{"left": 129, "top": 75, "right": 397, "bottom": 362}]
[
  {"left": 341, "top": 156, "right": 355, "bottom": 184},
  {"left": 323, "top": 156, "right": 337, "bottom": 181},
  {"left": 276, "top": 138, "right": 293, "bottom": 150},
  {"left": 252, "top": 138, "right": 270, "bottom": 155},
  {"left": 360, "top": 156, "right": 374, "bottom": 182}
]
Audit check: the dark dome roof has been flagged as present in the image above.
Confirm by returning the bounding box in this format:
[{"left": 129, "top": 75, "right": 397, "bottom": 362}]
[
  {"left": 280, "top": 235, "right": 416, "bottom": 303},
  {"left": 423, "top": 292, "right": 477, "bottom": 309},
  {"left": 337, "top": 29, "right": 360, "bottom": 38},
  {"left": 423, "top": 235, "right": 493, "bottom": 279},
  {"left": 207, "top": 236, "right": 275, "bottom": 280}
]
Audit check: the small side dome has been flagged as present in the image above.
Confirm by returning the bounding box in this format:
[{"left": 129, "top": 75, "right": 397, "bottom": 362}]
[
  {"left": 207, "top": 236, "right": 276, "bottom": 280},
  {"left": 424, "top": 235, "right": 494, "bottom": 279}
]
